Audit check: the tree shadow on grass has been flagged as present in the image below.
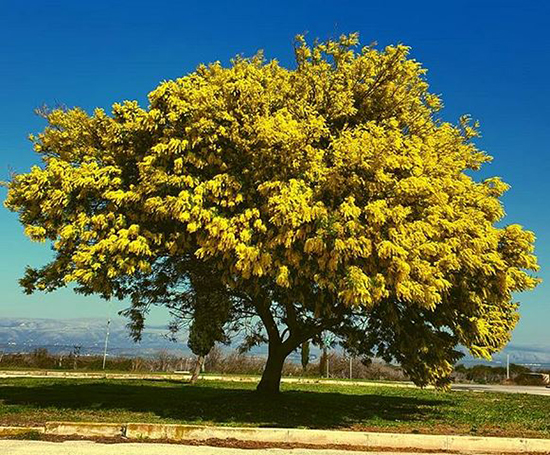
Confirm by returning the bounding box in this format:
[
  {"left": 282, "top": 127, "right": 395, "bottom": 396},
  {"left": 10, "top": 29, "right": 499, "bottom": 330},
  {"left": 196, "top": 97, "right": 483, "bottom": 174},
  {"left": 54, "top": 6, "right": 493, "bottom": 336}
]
[{"left": 0, "top": 380, "right": 448, "bottom": 429}]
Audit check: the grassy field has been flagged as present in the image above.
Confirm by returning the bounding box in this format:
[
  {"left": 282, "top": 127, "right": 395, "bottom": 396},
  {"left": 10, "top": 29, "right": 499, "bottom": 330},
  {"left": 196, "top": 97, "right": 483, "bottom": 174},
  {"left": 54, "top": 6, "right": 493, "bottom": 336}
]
[
  {"left": 0, "top": 369, "right": 403, "bottom": 385},
  {"left": 0, "top": 377, "right": 549, "bottom": 438}
]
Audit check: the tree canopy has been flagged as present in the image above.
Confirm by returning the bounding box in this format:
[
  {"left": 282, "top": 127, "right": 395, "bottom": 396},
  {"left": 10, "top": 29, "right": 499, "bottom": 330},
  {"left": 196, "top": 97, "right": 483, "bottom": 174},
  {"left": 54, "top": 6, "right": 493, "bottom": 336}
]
[{"left": 4, "top": 34, "right": 539, "bottom": 393}]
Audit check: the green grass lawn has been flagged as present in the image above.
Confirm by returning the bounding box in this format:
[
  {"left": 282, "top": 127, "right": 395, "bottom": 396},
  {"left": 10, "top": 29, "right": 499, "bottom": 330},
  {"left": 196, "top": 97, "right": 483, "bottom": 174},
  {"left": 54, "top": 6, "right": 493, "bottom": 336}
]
[{"left": 0, "top": 377, "right": 549, "bottom": 438}]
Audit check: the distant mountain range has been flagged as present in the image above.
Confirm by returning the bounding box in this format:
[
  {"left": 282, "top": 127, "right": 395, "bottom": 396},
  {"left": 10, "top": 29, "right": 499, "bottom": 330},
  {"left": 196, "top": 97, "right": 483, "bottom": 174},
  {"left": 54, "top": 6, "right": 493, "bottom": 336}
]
[
  {"left": 465, "top": 343, "right": 550, "bottom": 369},
  {"left": 0, "top": 317, "right": 189, "bottom": 357},
  {"left": 0, "top": 317, "right": 549, "bottom": 368}
]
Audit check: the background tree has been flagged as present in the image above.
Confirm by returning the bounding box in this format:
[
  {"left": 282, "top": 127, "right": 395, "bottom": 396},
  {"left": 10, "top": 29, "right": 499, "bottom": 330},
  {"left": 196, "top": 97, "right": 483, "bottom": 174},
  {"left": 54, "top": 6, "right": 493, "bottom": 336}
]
[
  {"left": 184, "top": 269, "right": 232, "bottom": 383},
  {"left": 317, "top": 332, "right": 335, "bottom": 378},
  {"left": 4, "top": 34, "right": 539, "bottom": 394}
]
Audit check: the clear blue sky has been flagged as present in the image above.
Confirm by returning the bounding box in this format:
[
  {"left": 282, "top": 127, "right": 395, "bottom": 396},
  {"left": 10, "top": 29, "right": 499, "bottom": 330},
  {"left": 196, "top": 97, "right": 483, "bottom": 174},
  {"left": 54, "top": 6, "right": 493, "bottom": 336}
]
[{"left": 0, "top": 0, "right": 548, "bottom": 348}]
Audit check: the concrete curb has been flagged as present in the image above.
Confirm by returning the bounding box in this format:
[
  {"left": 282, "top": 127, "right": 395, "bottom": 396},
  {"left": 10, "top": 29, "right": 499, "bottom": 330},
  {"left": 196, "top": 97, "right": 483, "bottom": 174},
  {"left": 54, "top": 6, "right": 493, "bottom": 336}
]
[
  {"left": 45, "top": 422, "right": 123, "bottom": 438},
  {"left": 0, "top": 421, "right": 545, "bottom": 453},
  {"left": 0, "top": 426, "right": 44, "bottom": 436},
  {"left": 123, "top": 423, "right": 550, "bottom": 453}
]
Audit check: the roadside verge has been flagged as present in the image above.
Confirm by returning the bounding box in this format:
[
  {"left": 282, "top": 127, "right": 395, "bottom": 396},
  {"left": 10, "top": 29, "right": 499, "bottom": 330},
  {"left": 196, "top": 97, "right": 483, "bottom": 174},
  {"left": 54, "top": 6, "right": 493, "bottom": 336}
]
[{"left": 2, "top": 421, "right": 550, "bottom": 453}]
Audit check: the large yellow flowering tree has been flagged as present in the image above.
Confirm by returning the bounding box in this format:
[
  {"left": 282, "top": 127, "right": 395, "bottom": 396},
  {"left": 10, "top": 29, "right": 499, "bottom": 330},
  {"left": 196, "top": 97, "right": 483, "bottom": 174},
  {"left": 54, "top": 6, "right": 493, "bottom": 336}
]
[{"left": 5, "top": 34, "right": 539, "bottom": 393}]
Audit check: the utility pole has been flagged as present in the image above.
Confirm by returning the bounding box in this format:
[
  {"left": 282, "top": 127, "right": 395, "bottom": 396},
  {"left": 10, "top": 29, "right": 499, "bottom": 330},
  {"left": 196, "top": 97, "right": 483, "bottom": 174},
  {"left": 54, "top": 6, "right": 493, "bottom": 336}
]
[
  {"left": 506, "top": 354, "right": 510, "bottom": 380},
  {"left": 349, "top": 356, "right": 353, "bottom": 380},
  {"left": 102, "top": 302, "right": 112, "bottom": 370}
]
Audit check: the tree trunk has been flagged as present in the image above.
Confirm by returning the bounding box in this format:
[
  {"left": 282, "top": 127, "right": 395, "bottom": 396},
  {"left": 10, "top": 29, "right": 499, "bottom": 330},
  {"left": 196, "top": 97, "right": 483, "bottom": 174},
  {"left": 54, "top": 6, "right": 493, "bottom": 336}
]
[
  {"left": 301, "top": 341, "right": 310, "bottom": 374},
  {"left": 189, "top": 355, "right": 204, "bottom": 384},
  {"left": 319, "top": 348, "right": 327, "bottom": 377},
  {"left": 256, "top": 346, "right": 287, "bottom": 394}
]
